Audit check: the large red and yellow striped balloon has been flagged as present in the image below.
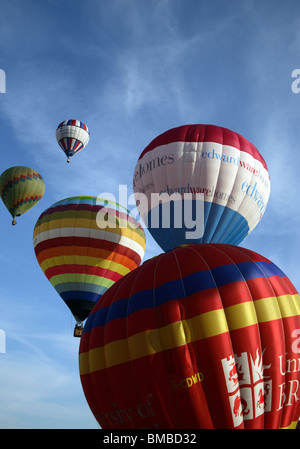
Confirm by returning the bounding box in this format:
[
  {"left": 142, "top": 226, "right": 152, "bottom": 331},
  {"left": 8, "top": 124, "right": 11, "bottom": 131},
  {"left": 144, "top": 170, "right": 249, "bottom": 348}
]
[
  {"left": 33, "top": 196, "right": 146, "bottom": 324},
  {"left": 79, "top": 244, "right": 300, "bottom": 429}
]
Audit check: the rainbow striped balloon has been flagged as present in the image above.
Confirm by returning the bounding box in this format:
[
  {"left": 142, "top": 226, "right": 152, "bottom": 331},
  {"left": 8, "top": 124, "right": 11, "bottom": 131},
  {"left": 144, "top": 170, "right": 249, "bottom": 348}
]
[
  {"left": 33, "top": 196, "right": 146, "bottom": 323},
  {"left": 0, "top": 166, "right": 45, "bottom": 225},
  {"left": 79, "top": 244, "right": 300, "bottom": 429}
]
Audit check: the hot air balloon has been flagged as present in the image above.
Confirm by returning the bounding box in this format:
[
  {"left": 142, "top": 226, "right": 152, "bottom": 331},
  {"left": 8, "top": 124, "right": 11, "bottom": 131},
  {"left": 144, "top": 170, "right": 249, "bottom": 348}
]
[
  {"left": 133, "top": 124, "right": 270, "bottom": 251},
  {"left": 79, "top": 243, "right": 300, "bottom": 429},
  {"left": 0, "top": 166, "right": 45, "bottom": 225},
  {"left": 56, "top": 120, "right": 90, "bottom": 162},
  {"left": 33, "top": 196, "right": 146, "bottom": 336}
]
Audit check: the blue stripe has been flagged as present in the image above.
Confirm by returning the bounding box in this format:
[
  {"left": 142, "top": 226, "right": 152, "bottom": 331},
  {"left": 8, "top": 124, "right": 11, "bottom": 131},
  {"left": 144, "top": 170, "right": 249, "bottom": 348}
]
[
  {"left": 83, "top": 307, "right": 108, "bottom": 331},
  {"left": 210, "top": 264, "right": 244, "bottom": 286},
  {"left": 147, "top": 201, "right": 250, "bottom": 251},
  {"left": 56, "top": 283, "right": 109, "bottom": 296},
  {"left": 206, "top": 205, "right": 249, "bottom": 245},
  {"left": 107, "top": 297, "right": 130, "bottom": 321},
  {"left": 61, "top": 290, "right": 100, "bottom": 303},
  {"left": 255, "top": 261, "right": 286, "bottom": 278},
  {"left": 83, "top": 259, "right": 286, "bottom": 330},
  {"left": 182, "top": 270, "right": 216, "bottom": 296},
  {"left": 128, "top": 288, "right": 154, "bottom": 314}
]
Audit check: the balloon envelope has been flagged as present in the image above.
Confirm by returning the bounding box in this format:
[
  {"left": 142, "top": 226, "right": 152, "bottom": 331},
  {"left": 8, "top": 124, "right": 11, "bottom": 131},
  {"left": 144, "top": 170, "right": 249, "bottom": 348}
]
[
  {"left": 79, "top": 243, "right": 300, "bottom": 429},
  {"left": 0, "top": 166, "right": 45, "bottom": 224},
  {"left": 56, "top": 119, "right": 90, "bottom": 162},
  {"left": 133, "top": 124, "right": 270, "bottom": 251},
  {"left": 33, "top": 196, "right": 146, "bottom": 323}
]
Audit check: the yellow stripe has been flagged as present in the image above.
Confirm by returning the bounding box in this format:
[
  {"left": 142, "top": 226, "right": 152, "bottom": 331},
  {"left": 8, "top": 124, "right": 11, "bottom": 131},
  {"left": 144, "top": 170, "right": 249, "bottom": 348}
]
[
  {"left": 36, "top": 218, "right": 122, "bottom": 233},
  {"left": 41, "top": 255, "right": 130, "bottom": 276},
  {"left": 79, "top": 308, "right": 229, "bottom": 375},
  {"left": 79, "top": 296, "right": 300, "bottom": 376},
  {"left": 129, "top": 310, "right": 230, "bottom": 361},
  {"left": 82, "top": 347, "right": 104, "bottom": 375},
  {"left": 34, "top": 219, "right": 146, "bottom": 248},
  {"left": 35, "top": 208, "right": 135, "bottom": 227},
  {"left": 253, "top": 296, "right": 282, "bottom": 322},
  {"left": 190, "top": 309, "right": 229, "bottom": 340},
  {"left": 226, "top": 295, "right": 300, "bottom": 326},
  {"left": 50, "top": 273, "right": 116, "bottom": 288},
  {"left": 277, "top": 294, "right": 300, "bottom": 318},
  {"left": 224, "top": 301, "right": 257, "bottom": 330}
]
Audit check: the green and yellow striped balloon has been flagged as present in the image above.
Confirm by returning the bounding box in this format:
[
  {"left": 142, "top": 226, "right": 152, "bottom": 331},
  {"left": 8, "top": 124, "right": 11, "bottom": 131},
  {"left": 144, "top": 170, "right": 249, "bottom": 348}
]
[{"left": 0, "top": 166, "right": 45, "bottom": 225}]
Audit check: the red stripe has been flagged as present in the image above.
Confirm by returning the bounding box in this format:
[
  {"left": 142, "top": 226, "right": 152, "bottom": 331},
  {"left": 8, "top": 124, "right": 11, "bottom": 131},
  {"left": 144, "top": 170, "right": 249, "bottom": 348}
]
[
  {"left": 73, "top": 140, "right": 81, "bottom": 150},
  {"left": 266, "top": 275, "right": 298, "bottom": 297},
  {"left": 45, "top": 264, "right": 123, "bottom": 281},
  {"left": 246, "top": 276, "right": 296, "bottom": 300},
  {"left": 139, "top": 124, "right": 268, "bottom": 170},
  {"left": 3, "top": 171, "right": 37, "bottom": 188},
  {"left": 40, "top": 203, "right": 99, "bottom": 216},
  {"left": 38, "top": 203, "right": 141, "bottom": 227},
  {"left": 34, "top": 236, "right": 142, "bottom": 265}
]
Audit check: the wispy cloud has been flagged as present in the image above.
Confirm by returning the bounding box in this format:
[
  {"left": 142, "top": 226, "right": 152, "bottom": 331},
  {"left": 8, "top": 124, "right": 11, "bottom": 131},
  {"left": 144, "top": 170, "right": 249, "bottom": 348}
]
[
  {"left": 0, "top": 292, "right": 96, "bottom": 429},
  {"left": 0, "top": 351, "right": 96, "bottom": 428}
]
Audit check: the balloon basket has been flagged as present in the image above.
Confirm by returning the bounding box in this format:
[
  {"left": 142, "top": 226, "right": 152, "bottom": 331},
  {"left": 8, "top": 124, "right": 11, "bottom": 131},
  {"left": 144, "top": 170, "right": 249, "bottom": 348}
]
[{"left": 74, "top": 323, "right": 83, "bottom": 337}]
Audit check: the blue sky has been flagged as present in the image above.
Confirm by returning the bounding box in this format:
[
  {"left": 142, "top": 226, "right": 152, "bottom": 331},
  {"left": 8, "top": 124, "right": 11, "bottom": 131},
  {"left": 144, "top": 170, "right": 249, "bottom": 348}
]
[{"left": 0, "top": 0, "right": 300, "bottom": 429}]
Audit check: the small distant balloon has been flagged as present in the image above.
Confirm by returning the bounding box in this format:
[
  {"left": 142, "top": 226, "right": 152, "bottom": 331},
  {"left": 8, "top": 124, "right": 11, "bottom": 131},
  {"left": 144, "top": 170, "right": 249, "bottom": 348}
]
[
  {"left": 0, "top": 166, "right": 45, "bottom": 225},
  {"left": 56, "top": 120, "right": 90, "bottom": 162}
]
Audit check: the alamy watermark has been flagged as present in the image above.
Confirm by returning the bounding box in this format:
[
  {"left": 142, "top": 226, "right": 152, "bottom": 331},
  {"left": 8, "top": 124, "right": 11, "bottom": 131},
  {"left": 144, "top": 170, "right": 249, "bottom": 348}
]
[
  {"left": 96, "top": 184, "right": 205, "bottom": 240},
  {"left": 0, "top": 329, "right": 6, "bottom": 353},
  {"left": 291, "top": 69, "right": 300, "bottom": 93},
  {"left": 0, "top": 69, "right": 6, "bottom": 93}
]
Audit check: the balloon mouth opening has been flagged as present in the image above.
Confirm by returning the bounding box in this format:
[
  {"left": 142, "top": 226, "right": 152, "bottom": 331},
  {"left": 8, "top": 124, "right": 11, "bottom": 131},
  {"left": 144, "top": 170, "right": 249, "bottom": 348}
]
[{"left": 65, "top": 150, "right": 74, "bottom": 162}]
